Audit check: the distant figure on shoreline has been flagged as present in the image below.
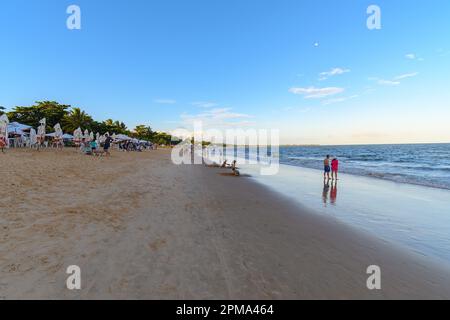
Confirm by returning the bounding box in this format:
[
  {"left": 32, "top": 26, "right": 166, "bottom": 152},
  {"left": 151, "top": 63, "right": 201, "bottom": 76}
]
[
  {"left": 331, "top": 157, "right": 339, "bottom": 181},
  {"left": 324, "top": 155, "right": 331, "bottom": 180}
]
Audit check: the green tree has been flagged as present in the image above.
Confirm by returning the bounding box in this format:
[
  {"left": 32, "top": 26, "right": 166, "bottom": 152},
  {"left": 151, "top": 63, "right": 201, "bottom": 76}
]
[
  {"left": 62, "top": 108, "right": 94, "bottom": 133},
  {"left": 132, "top": 125, "right": 154, "bottom": 141},
  {"left": 7, "top": 101, "right": 70, "bottom": 129},
  {"left": 152, "top": 132, "right": 173, "bottom": 146},
  {"left": 103, "top": 119, "right": 128, "bottom": 134}
]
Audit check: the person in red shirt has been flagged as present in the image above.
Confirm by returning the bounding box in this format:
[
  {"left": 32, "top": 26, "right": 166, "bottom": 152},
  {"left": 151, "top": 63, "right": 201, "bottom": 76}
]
[
  {"left": 0, "top": 136, "right": 6, "bottom": 153},
  {"left": 331, "top": 157, "right": 339, "bottom": 180}
]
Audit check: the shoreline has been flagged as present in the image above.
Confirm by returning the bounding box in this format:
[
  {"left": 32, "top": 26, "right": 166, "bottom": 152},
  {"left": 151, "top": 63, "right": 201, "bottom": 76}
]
[
  {"left": 240, "top": 161, "right": 450, "bottom": 267},
  {"left": 1, "top": 149, "right": 450, "bottom": 299},
  {"left": 277, "top": 161, "right": 450, "bottom": 191}
]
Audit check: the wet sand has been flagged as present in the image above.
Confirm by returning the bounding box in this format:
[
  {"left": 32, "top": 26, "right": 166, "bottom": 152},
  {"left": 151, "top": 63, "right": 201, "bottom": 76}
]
[{"left": 1, "top": 148, "right": 450, "bottom": 299}]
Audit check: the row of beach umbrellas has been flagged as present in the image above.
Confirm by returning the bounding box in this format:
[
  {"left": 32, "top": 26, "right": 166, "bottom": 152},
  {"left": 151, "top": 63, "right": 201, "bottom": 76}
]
[{"left": 1, "top": 115, "right": 151, "bottom": 146}]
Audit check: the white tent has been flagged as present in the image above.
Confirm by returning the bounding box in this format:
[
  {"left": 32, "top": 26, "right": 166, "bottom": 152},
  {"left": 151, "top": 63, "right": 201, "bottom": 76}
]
[
  {"left": 7, "top": 122, "right": 31, "bottom": 135},
  {"left": 90, "top": 132, "right": 94, "bottom": 141},
  {"left": 115, "top": 134, "right": 132, "bottom": 141}
]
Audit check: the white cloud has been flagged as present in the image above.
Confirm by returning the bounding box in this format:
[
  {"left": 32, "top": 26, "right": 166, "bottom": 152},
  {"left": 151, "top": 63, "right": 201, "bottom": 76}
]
[
  {"left": 154, "top": 99, "right": 176, "bottom": 104},
  {"left": 370, "top": 72, "right": 418, "bottom": 86},
  {"left": 319, "top": 67, "right": 350, "bottom": 80},
  {"left": 377, "top": 79, "right": 401, "bottom": 86},
  {"left": 180, "top": 108, "right": 254, "bottom": 129},
  {"left": 405, "top": 53, "right": 424, "bottom": 61},
  {"left": 322, "top": 95, "right": 359, "bottom": 105},
  {"left": 289, "top": 86, "right": 345, "bottom": 99},
  {"left": 191, "top": 101, "right": 218, "bottom": 108},
  {"left": 393, "top": 72, "right": 419, "bottom": 80}
]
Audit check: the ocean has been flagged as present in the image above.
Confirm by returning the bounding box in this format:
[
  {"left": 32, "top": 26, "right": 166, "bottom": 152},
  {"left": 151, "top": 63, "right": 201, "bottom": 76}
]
[
  {"left": 279, "top": 144, "right": 450, "bottom": 190},
  {"left": 217, "top": 143, "right": 450, "bottom": 190}
]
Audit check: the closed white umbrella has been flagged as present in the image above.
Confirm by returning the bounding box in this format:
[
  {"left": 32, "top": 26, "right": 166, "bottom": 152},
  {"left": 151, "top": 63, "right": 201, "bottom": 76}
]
[
  {"left": 73, "top": 128, "right": 83, "bottom": 141},
  {"left": 0, "top": 114, "right": 9, "bottom": 147},
  {"left": 84, "top": 129, "right": 90, "bottom": 141},
  {"left": 30, "top": 128, "right": 37, "bottom": 145},
  {"left": 37, "top": 118, "right": 46, "bottom": 138},
  {"left": 54, "top": 123, "right": 63, "bottom": 139}
]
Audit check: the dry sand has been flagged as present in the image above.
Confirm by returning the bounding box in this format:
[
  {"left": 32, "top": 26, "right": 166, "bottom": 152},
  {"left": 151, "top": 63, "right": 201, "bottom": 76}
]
[{"left": 1, "top": 148, "right": 450, "bottom": 299}]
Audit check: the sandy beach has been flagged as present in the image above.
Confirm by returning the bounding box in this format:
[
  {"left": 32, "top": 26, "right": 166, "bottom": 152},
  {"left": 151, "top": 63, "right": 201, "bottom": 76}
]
[{"left": 1, "top": 148, "right": 450, "bottom": 300}]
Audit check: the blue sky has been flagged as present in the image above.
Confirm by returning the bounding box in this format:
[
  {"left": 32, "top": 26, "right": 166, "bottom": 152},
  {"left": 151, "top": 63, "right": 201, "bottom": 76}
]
[{"left": 1, "top": 0, "right": 449, "bottom": 144}]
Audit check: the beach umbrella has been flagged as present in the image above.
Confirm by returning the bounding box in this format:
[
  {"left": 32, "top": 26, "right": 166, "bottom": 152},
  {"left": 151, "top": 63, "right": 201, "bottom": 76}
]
[
  {"left": 30, "top": 128, "right": 37, "bottom": 145},
  {"left": 0, "top": 114, "right": 9, "bottom": 137},
  {"left": 37, "top": 118, "right": 46, "bottom": 137},
  {"left": 84, "top": 129, "right": 90, "bottom": 141},
  {"left": 54, "top": 123, "right": 63, "bottom": 139},
  {"left": 73, "top": 128, "right": 82, "bottom": 141},
  {"left": 0, "top": 115, "right": 9, "bottom": 147}
]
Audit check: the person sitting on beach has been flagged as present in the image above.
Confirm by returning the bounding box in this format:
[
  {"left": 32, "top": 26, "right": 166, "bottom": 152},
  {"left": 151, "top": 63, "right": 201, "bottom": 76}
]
[
  {"left": 324, "top": 155, "right": 331, "bottom": 180},
  {"left": 331, "top": 157, "right": 339, "bottom": 180},
  {"left": 221, "top": 160, "right": 228, "bottom": 168},
  {"left": 0, "top": 136, "right": 6, "bottom": 153},
  {"left": 231, "top": 160, "right": 240, "bottom": 176},
  {"left": 90, "top": 140, "right": 98, "bottom": 152},
  {"left": 83, "top": 142, "right": 93, "bottom": 155},
  {"left": 79, "top": 139, "right": 86, "bottom": 152}
]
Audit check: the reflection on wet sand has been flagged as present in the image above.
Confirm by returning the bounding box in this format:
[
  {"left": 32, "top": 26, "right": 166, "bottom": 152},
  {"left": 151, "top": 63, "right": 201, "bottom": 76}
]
[{"left": 323, "top": 179, "right": 338, "bottom": 206}]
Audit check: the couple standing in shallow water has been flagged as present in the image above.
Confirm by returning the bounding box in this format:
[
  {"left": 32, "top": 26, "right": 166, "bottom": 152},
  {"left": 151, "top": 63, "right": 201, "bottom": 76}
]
[
  {"left": 323, "top": 155, "right": 339, "bottom": 205},
  {"left": 324, "top": 155, "right": 339, "bottom": 180}
]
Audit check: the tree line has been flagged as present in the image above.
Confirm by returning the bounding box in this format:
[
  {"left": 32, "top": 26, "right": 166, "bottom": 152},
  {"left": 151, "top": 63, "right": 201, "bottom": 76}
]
[{"left": 0, "top": 101, "right": 175, "bottom": 145}]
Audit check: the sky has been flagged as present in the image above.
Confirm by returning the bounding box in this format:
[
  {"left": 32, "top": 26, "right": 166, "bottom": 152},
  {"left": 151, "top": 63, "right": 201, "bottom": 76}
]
[{"left": 0, "top": 0, "right": 449, "bottom": 145}]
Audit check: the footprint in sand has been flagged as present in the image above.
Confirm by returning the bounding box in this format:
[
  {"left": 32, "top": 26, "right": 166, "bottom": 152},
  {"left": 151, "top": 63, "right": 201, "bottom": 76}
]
[{"left": 148, "top": 239, "right": 167, "bottom": 251}]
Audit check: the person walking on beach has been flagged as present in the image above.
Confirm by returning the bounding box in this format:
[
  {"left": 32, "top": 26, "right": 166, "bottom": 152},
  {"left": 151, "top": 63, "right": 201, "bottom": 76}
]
[
  {"left": 331, "top": 157, "right": 339, "bottom": 180},
  {"left": 104, "top": 134, "right": 113, "bottom": 156},
  {"left": 324, "top": 155, "right": 331, "bottom": 180}
]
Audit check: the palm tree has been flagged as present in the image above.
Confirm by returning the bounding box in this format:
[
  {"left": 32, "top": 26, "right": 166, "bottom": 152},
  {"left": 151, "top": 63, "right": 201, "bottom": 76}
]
[{"left": 62, "top": 108, "right": 94, "bottom": 133}]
